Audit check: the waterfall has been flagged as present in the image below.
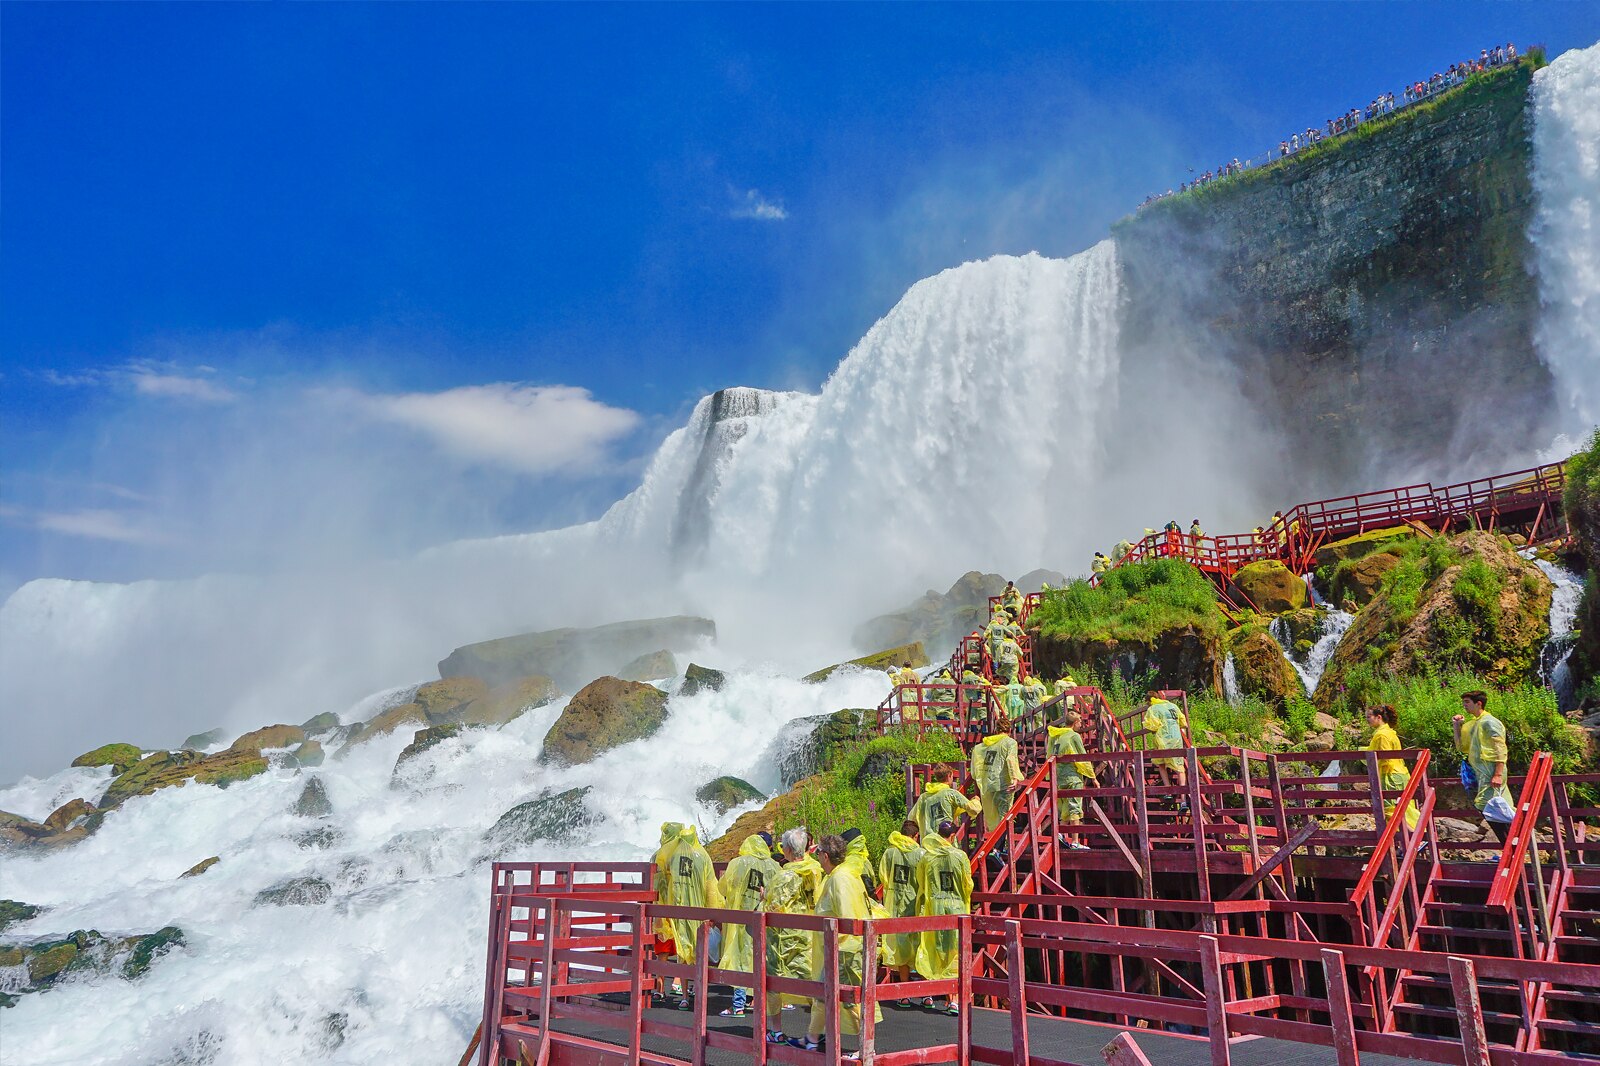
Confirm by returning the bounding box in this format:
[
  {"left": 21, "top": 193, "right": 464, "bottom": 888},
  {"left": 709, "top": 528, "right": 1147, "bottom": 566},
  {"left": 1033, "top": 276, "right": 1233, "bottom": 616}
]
[
  {"left": 1530, "top": 42, "right": 1600, "bottom": 434},
  {"left": 1271, "top": 608, "right": 1355, "bottom": 695},
  {"left": 1222, "top": 653, "right": 1241, "bottom": 704},
  {"left": 1535, "top": 559, "right": 1586, "bottom": 707}
]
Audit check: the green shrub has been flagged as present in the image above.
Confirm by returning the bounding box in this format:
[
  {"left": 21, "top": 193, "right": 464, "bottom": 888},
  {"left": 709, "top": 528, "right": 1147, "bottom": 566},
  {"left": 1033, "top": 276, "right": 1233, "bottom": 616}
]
[
  {"left": 1032, "top": 559, "right": 1224, "bottom": 644},
  {"left": 1188, "top": 693, "right": 1269, "bottom": 746},
  {"left": 772, "top": 728, "right": 963, "bottom": 860}
]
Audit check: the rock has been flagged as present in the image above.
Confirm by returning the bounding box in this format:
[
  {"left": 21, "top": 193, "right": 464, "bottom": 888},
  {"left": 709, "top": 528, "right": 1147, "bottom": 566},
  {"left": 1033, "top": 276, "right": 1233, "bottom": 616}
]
[
  {"left": 43, "top": 798, "right": 99, "bottom": 833},
  {"left": 254, "top": 876, "right": 333, "bottom": 907},
  {"left": 459, "top": 675, "right": 561, "bottom": 728},
  {"left": 695, "top": 776, "right": 764, "bottom": 814},
  {"left": 1319, "top": 532, "right": 1554, "bottom": 709},
  {"left": 680, "top": 663, "right": 727, "bottom": 697},
  {"left": 853, "top": 750, "right": 900, "bottom": 789},
  {"left": 763, "top": 709, "right": 866, "bottom": 788},
  {"left": 0, "top": 900, "right": 42, "bottom": 933},
  {"left": 121, "top": 926, "right": 184, "bottom": 979},
  {"left": 439, "top": 616, "right": 717, "bottom": 691},
  {"left": 295, "top": 825, "right": 341, "bottom": 850},
  {"left": 539, "top": 678, "right": 668, "bottom": 766},
  {"left": 618, "top": 650, "right": 677, "bottom": 682},
  {"left": 291, "top": 739, "right": 325, "bottom": 767},
  {"left": 70, "top": 743, "right": 143, "bottom": 774},
  {"left": 705, "top": 776, "right": 819, "bottom": 862},
  {"left": 180, "top": 857, "right": 220, "bottom": 878},
  {"left": 1330, "top": 551, "right": 1402, "bottom": 607},
  {"left": 1565, "top": 433, "right": 1600, "bottom": 574},
  {"left": 300, "top": 712, "right": 341, "bottom": 735},
  {"left": 411, "top": 677, "right": 490, "bottom": 725},
  {"left": 1230, "top": 561, "right": 1308, "bottom": 614},
  {"left": 1015, "top": 569, "right": 1069, "bottom": 593},
  {"left": 229, "top": 724, "right": 306, "bottom": 751},
  {"left": 1312, "top": 711, "right": 1340, "bottom": 732},
  {"left": 27, "top": 942, "right": 77, "bottom": 983},
  {"left": 1279, "top": 608, "right": 1324, "bottom": 648},
  {"left": 1313, "top": 526, "right": 1418, "bottom": 570},
  {"left": 101, "top": 747, "right": 269, "bottom": 808},
  {"left": 804, "top": 642, "right": 930, "bottom": 684},
  {"left": 484, "top": 787, "right": 599, "bottom": 851},
  {"left": 293, "top": 777, "right": 334, "bottom": 817},
  {"left": 340, "top": 702, "right": 427, "bottom": 751},
  {"left": 853, "top": 571, "right": 1008, "bottom": 656},
  {"left": 0, "top": 811, "right": 54, "bottom": 847},
  {"left": 1031, "top": 623, "right": 1223, "bottom": 698},
  {"left": 181, "top": 728, "right": 227, "bottom": 751},
  {"left": 1228, "top": 630, "right": 1303, "bottom": 709},
  {"left": 392, "top": 724, "right": 463, "bottom": 782}
]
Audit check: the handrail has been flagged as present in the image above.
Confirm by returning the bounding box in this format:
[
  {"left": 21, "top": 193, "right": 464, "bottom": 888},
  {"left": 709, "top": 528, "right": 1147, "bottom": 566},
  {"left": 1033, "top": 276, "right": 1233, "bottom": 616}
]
[{"left": 1487, "top": 751, "right": 1555, "bottom": 909}]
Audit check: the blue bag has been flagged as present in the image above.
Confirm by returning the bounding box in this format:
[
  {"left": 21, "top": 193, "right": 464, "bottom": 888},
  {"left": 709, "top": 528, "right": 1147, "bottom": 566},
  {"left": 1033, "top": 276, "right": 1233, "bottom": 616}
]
[{"left": 1459, "top": 761, "right": 1478, "bottom": 794}]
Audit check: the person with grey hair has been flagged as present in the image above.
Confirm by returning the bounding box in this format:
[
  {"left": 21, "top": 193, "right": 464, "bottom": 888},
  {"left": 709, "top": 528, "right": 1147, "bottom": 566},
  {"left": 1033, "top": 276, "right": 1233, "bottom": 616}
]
[{"left": 760, "top": 827, "right": 822, "bottom": 1045}]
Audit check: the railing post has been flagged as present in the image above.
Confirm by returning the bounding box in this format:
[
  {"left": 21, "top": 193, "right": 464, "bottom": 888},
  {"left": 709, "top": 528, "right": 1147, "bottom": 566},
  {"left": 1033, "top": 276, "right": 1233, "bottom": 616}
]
[
  {"left": 860, "top": 921, "right": 878, "bottom": 1066},
  {"left": 1449, "top": 956, "right": 1492, "bottom": 1066},
  {"left": 479, "top": 892, "right": 507, "bottom": 1066},
  {"left": 752, "top": 913, "right": 769, "bottom": 1066},
  {"left": 958, "top": 917, "right": 973, "bottom": 1066},
  {"left": 627, "top": 902, "right": 645, "bottom": 1066},
  {"left": 1321, "top": 948, "right": 1360, "bottom": 1066},
  {"left": 692, "top": 920, "right": 710, "bottom": 1066},
  {"left": 1198, "top": 935, "right": 1231, "bottom": 1066},
  {"left": 1005, "top": 919, "right": 1031, "bottom": 1064}
]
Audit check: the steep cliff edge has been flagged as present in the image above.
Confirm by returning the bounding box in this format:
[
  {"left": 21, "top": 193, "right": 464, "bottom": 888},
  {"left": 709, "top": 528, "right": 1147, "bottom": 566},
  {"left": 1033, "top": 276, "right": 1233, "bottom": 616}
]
[{"left": 1115, "top": 58, "right": 1551, "bottom": 488}]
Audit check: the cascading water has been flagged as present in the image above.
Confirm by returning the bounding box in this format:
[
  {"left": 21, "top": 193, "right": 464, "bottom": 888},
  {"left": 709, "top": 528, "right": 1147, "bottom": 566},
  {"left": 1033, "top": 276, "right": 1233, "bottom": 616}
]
[
  {"left": 1270, "top": 609, "right": 1355, "bottom": 696},
  {"left": 1534, "top": 558, "right": 1586, "bottom": 707},
  {"left": 1221, "top": 653, "right": 1241, "bottom": 703}
]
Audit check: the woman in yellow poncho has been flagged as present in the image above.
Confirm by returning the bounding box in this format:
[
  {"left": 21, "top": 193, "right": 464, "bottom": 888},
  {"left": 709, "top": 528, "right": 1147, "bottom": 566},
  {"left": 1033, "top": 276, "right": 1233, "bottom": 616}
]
[
  {"left": 878, "top": 822, "right": 925, "bottom": 997},
  {"left": 760, "top": 828, "right": 822, "bottom": 1044},
  {"left": 797, "top": 834, "right": 882, "bottom": 1054},
  {"left": 661, "top": 823, "right": 722, "bottom": 1008},
  {"left": 651, "top": 822, "right": 685, "bottom": 1002},
  {"left": 1046, "top": 707, "right": 1098, "bottom": 849},
  {"left": 1364, "top": 705, "right": 1420, "bottom": 832},
  {"left": 971, "top": 728, "right": 1023, "bottom": 832},
  {"left": 915, "top": 821, "right": 972, "bottom": 1014},
  {"left": 717, "top": 833, "right": 781, "bottom": 1016},
  {"left": 1142, "top": 697, "right": 1190, "bottom": 799}
]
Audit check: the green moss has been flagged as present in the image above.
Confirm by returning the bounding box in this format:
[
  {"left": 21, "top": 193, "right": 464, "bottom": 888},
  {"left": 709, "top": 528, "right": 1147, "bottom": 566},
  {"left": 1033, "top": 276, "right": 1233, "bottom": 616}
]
[
  {"left": 770, "top": 729, "right": 963, "bottom": 860},
  {"left": 1032, "top": 559, "right": 1224, "bottom": 644},
  {"left": 70, "top": 743, "right": 144, "bottom": 774}
]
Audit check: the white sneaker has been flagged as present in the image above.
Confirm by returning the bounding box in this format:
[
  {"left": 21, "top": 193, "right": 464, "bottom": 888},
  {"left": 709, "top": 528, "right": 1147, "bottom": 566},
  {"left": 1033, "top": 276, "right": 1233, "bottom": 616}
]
[{"left": 1067, "top": 842, "right": 1090, "bottom": 851}]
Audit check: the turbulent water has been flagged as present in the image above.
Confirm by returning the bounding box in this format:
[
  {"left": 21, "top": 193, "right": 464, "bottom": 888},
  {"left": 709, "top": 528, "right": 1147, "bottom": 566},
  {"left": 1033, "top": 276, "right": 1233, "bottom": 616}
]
[
  {"left": 1271, "top": 609, "right": 1355, "bottom": 695},
  {"left": 1534, "top": 559, "right": 1587, "bottom": 706},
  {"left": 3, "top": 41, "right": 1600, "bottom": 1066}
]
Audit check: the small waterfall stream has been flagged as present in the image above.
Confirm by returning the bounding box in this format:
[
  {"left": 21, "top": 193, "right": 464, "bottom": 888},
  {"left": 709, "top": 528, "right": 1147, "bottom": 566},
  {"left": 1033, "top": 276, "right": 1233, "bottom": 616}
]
[{"left": 1270, "top": 608, "right": 1355, "bottom": 696}]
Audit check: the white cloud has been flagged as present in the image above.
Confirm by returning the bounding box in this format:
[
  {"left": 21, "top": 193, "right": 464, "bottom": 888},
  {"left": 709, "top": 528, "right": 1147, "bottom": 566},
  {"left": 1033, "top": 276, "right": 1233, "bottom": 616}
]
[
  {"left": 339, "top": 383, "right": 641, "bottom": 475},
  {"left": 36, "top": 360, "right": 238, "bottom": 404},
  {"left": 0, "top": 505, "right": 171, "bottom": 545},
  {"left": 729, "top": 187, "right": 789, "bottom": 221}
]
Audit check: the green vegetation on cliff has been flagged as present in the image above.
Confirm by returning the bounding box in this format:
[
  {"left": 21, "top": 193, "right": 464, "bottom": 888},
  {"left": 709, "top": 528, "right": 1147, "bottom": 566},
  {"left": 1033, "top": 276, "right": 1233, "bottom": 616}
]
[{"left": 1032, "top": 559, "right": 1223, "bottom": 643}]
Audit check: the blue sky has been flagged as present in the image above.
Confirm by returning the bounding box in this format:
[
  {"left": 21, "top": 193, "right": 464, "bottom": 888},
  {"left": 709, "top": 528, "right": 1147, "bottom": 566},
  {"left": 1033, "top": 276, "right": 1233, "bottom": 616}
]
[{"left": 4, "top": 3, "right": 1597, "bottom": 592}]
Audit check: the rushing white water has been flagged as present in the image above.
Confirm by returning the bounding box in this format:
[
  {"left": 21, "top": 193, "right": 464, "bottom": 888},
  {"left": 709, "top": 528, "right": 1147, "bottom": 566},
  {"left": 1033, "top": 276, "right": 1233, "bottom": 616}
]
[
  {"left": 0, "top": 668, "right": 890, "bottom": 1066},
  {"left": 1534, "top": 559, "right": 1586, "bottom": 705},
  {"left": 1530, "top": 42, "right": 1600, "bottom": 433},
  {"left": 1271, "top": 608, "right": 1355, "bottom": 695},
  {"left": 1221, "top": 653, "right": 1241, "bottom": 704}
]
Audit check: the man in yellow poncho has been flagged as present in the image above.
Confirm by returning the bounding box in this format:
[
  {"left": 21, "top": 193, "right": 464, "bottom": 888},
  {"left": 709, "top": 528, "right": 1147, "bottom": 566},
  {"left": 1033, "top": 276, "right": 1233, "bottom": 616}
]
[
  {"left": 984, "top": 612, "right": 1009, "bottom": 663},
  {"left": 994, "top": 637, "right": 1022, "bottom": 686},
  {"left": 1142, "top": 696, "right": 1190, "bottom": 802},
  {"left": 926, "top": 667, "right": 957, "bottom": 720},
  {"left": 760, "top": 828, "right": 822, "bottom": 1044},
  {"left": 1454, "top": 690, "right": 1514, "bottom": 840},
  {"left": 1021, "top": 674, "right": 1049, "bottom": 717},
  {"left": 1000, "top": 581, "right": 1023, "bottom": 615},
  {"left": 796, "top": 834, "right": 882, "bottom": 1054},
  {"left": 909, "top": 766, "right": 981, "bottom": 841},
  {"left": 1364, "top": 705, "right": 1420, "bottom": 832},
  {"left": 662, "top": 823, "right": 722, "bottom": 1009},
  {"left": 717, "top": 833, "right": 781, "bottom": 1016},
  {"left": 971, "top": 726, "right": 1024, "bottom": 833},
  {"left": 915, "top": 820, "right": 972, "bottom": 1013},
  {"left": 893, "top": 662, "right": 922, "bottom": 723},
  {"left": 1047, "top": 708, "right": 1098, "bottom": 849},
  {"left": 651, "top": 822, "right": 685, "bottom": 1003},
  {"left": 878, "top": 822, "right": 925, "bottom": 999}
]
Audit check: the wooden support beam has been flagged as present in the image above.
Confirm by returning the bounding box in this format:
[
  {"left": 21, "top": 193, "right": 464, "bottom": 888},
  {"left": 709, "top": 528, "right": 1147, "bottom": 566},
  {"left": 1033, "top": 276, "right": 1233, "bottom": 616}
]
[
  {"left": 627, "top": 905, "right": 645, "bottom": 1066},
  {"left": 1198, "top": 935, "right": 1231, "bottom": 1066},
  {"left": 1223, "top": 821, "right": 1320, "bottom": 901},
  {"left": 1005, "top": 920, "right": 1031, "bottom": 1066},
  {"left": 1101, "top": 1031, "right": 1155, "bottom": 1066},
  {"left": 1449, "top": 956, "right": 1492, "bottom": 1066},
  {"left": 1088, "top": 798, "right": 1143, "bottom": 876},
  {"left": 1321, "top": 948, "right": 1360, "bottom": 1066}
]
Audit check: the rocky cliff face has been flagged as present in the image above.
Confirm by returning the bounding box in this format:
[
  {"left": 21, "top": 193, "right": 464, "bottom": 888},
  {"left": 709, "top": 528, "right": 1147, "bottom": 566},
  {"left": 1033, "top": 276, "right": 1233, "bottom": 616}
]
[{"left": 1115, "top": 61, "right": 1551, "bottom": 489}]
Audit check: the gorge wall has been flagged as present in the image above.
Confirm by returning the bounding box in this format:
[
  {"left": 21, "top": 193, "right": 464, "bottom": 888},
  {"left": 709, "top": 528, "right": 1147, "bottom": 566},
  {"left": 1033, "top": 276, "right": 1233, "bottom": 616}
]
[{"left": 1114, "top": 60, "right": 1553, "bottom": 492}]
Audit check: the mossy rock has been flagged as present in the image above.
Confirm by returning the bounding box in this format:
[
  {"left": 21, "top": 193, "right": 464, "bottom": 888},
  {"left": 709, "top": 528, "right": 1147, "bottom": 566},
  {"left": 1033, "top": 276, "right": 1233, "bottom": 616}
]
[
  {"left": 391, "top": 724, "right": 463, "bottom": 783},
  {"left": 291, "top": 739, "right": 325, "bottom": 767},
  {"left": 1278, "top": 608, "right": 1324, "bottom": 647},
  {"left": 27, "top": 942, "right": 77, "bottom": 983},
  {"left": 680, "top": 663, "right": 727, "bottom": 696},
  {"left": 804, "top": 642, "right": 929, "bottom": 684},
  {"left": 181, "top": 728, "right": 227, "bottom": 751},
  {"left": 44, "top": 798, "right": 99, "bottom": 833},
  {"left": 1331, "top": 551, "right": 1403, "bottom": 607},
  {"left": 122, "top": 926, "right": 184, "bottom": 979},
  {"left": 459, "top": 675, "right": 561, "bottom": 728},
  {"left": 618, "top": 650, "right": 677, "bottom": 682},
  {"left": 253, "top": 876, "right": 333, "bottom": 908},
  {"left": 0, "top": 900, "right": 41, "bottom": 933},
  {"left": 1230, "top": 560, "right": 1308, "bottom": 614},
  {"left": 300, "top": 712, "right": 341, "bottom": 734},
  {"left": 438, "top": 616, "right": 716, "bottom": 690},
  {"left": 695, "top": 776, "right": 764, "bottom": 814},
  {"left": 412, "top": 677, "right": 490, "bottom": 725},
  {"left": 341, "top": 702, "right": 427, "bottom": 751},
  {"left": 293, "top": 776, "right": 333, "bottom": 818},
  {"left": 769, "top": 709, "right": 867, "bottom": 787},
  {"left": 539, "top": 678, "right": 668, "bottom": 766},
  {"left": 1312, "top": 526, "right": 1418, "bottom": 570},
  {"left": 70, "top": 743, "right": 143, "bottom": 774},
  {"left": 101, "top": 747, "right": 269, "bottom": 808},
  {"left": 1227, "top": 629, "right": 1304, "bottom": 709},
  {"left": 484, "top": 786, "right": 599, "bottom": 851},
  {"left": 180, "top": 857, "right": 220, "bottom": 878},
  {"left": 229, "top": 724, "right": 306, "bottom": 751},
  {"left": 1032, "top": 623, "right": 1224, "bottom": 698},
  {"left": 705, "top": 778, "right": 818, "bottom": 862}
]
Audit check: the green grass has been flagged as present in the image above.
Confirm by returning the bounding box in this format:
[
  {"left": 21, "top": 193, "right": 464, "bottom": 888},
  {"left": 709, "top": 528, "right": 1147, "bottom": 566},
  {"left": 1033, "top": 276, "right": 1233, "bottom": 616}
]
[
  {"left": 1188, "top": 693, "right": 1270, "bottom": 746},
  {"left": 1031, "top": 559, "right": 1225, "bottom": 644},
  {"left": 769, "top": 728, "right": 964, "bottom": 861}
]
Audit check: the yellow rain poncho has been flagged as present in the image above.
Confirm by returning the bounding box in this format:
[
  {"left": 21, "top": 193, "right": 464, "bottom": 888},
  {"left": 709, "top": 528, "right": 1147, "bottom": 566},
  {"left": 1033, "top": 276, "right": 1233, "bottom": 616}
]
[
  {"left": 761, "top": 854, "right": 822, "bottom": 1009},
  {"left": 1460, "top": 711, "right": 1514, "bottom": 813},
  {"left": 971, "top": 733, "right": 1023, "bottom": 828},
  {"left": 1142, "top": 699, "right": 1189, "bottom": 771},
  {"left": 718, "top": 834, "right": 781, "bottom": 984},
  {"left": 652, "top": 821, "right": 685, "bottom": 941},
  {"left": 914, "top": 831, "right": 972, "bottom": 981},
  {"left": 909, "top": 782, "right": 981, "bottom": 841},
  {"left": 878, "top": 832, "right": 925, "bottom": 969},
  {"left": 1366, "top": 724, "right": 1420, "bottom": 832},
  {"left": 995, "top": 639, "right": 1021, "bottom": 685},
  {"left": 1023, "top": 677, "right": 1049, "bottom": 713},
  {"left": 1046, "top": 725, "right": 1094, "bottom": 821},
  {"left": 661, "top": 824, "right": 722, "bottom": 964},
  {"left": 1001, "top": 681, "right": 1026, "bottom": 721},
  {"left": 809, "top": 861, "right": 882, "bottom": 1036}
]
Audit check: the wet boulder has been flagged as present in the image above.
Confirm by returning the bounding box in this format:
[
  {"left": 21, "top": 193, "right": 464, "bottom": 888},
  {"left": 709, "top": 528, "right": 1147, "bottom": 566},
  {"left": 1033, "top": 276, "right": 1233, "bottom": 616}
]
[
  {"left": 459, "top": 675, "right": 561, "bottom": 728},
  {"left": 254, "top": 876, "right": 333, "bottom": 908},
  {"left": 101, "top": 747, "right": 268, "bottom": 808},
  {"left": 180, "top": 857, "right": 220, "bottom": 878},
  {"left": 293, "top": 777, "right": 334, "bottom": 818},
  {"left": 439, "top": 616, "right": 716, "bottom": 691},
  {"left": 411, "top": 677, "right": 490, "bottom": 725},
  {"left": 290, "top": 739, "right": 325, "bottom": 767},
  {"left": 1230, "top": 560, "right": 1308, "bottom": 614},
  {"left": 539, "top": 678, "right": 668, "bottom": 766},
  {"left": 299, "top": 712, "right": 341, "bottom": 735},
  {"left": 339, "top": 702, "right": 427, "bottom": 752},
  {"left": 695, "top": 776, "right": 764, "bottom": 814},
  {"left": 804, "top": 642, "right": 929, "bottom": 684},
  {"left": 70, "top": 743, "right": 144, "bottom": 774},
  {"left": 229, "top": 724, "right": 306, "bottom": 751},
  {"left": 484, "top": 787, "right": 599, "bottom": 851},
  {"left": 391, "top": 724, "right": 463, "bottom": 785},
  {"left": 679, "top": 663, "right": 727, "bottom": 696},
  {"left": 181, "top": 728, "right": 227, "bottom": 751},
  {"left": 0, "top": 899, "right": 42, "bottom": 933},
  {"left": 1228, "top": 629, "right": 1304, "bottom": 709},
  {"left": 618, "top": 650, "right": 677, "bottom": 682}
]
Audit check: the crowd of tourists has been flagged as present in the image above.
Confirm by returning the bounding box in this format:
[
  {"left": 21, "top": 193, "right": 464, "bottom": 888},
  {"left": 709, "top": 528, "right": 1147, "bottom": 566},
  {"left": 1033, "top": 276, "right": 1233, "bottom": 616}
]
[{"left": 1138, "top": 41, "right": 1522, "bottom": 210}]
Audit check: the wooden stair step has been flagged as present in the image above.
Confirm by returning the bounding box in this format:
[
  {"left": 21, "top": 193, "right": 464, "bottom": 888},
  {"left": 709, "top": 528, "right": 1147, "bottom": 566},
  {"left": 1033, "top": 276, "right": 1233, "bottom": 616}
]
[
  {"left": 1391, "top": 1002, "right": 1523, "bottom": 1026},
  {"left": 1422, "top": 901, "right": 1499, "bottom": 915},
  {"left": 1416, "top": 924, "right": 1516, "bottom": 941}
]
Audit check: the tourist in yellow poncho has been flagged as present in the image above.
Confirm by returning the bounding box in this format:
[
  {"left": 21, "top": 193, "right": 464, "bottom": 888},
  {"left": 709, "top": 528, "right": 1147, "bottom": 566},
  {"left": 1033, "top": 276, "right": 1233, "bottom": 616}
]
[
  {"left": 1364, "top": 705, "right": 1420, "bottom": 832},
  {"left": 1454, "top": 690, "right": 1515, "bottom": 838},
  {"left": 971, "top": 728, "right": 1023, "bottom": 832},
  {"left": 661, "top": 823, "right": 722, "bottom": 1007},
  {"left": 994, "top": 637, "right": 1022, "bottom": 685},
  {"left": 1142, "top": 696, "right": 1190, "bottom": 797},
  {"left": 799, "top": 834, "right": 881, "bottom": 1052},
  {"left": 717, "top": 833, "right": 781, "bottom": 1016},
  {"left": 909, "top": 767, "right": 981, "bottom": 841},
  {"left": 1047, "top": 708, "right": 1098, "bottom": 849},
  {"left": 915, "top": 821, "right": 972, "bottom": 1013},
  {"left": 760, "top": 828, "right": 822, "bottom": 1043},
  {"left": 878, "top": 822, "right": 925, "bottom": 991}
]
